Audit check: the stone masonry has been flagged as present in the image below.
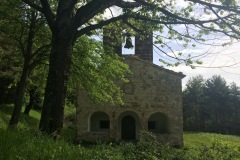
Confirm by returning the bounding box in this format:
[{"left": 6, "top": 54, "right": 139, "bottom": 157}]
[
  {"left": 76, "top": 57, "right": 185, "bottom": 146},
  {"left": 76, "top": 30, "right": 185, "bottom": 146}
]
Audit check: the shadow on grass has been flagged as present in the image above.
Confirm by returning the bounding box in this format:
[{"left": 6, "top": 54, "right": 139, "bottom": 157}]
[
  {"left": 0, "top": 104, "right": 77, "bottom": 142},
  {"left": 0, "top": 104, "right": 39, "bottom": 129}
]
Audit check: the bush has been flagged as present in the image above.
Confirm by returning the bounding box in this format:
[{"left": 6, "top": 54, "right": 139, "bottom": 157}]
[
  {"left": 120, "top": 131, "right": 190, "bottom": 160},
  {"left": 196, "top": 140, "right": 240, "bottom": 160}
]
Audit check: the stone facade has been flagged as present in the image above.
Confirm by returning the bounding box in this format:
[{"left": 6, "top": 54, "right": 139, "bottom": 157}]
[{"left": 76, "top": 56, "right": 185, "bottom": 146}]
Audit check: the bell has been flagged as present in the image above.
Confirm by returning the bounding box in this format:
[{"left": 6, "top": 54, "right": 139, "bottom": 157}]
[{"left": 124, "top": 35, "right": 134, "bottom": 49}]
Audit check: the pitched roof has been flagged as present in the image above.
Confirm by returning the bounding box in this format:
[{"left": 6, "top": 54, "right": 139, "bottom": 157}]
[{"left": 123, "top": 55, "right": 186, "bottom": 78}]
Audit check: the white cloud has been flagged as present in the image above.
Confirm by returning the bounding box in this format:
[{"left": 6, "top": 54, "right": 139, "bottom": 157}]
[{"left": 104, "top": 6, "right": 122, "bottom": 19}]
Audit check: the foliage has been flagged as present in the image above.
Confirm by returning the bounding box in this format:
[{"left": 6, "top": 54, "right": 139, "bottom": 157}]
[
  {"left": 183, "top": 75, "right": 206, "bottom": 131},
  {"left": 0, "top": 50, "right": 20, "bottom": 104},
  {"left": 183, "top": 75, "right": 240, "bottom": 135},
  {"left": 196, "top": 140, "right": 240, "bottom": 160},
  {"left": 0, "top": 0, "right": 51, "bottom": 127},
  {"left": 70, "top": 36, "right": 129, "bottom": 105},
  {"left": 121, "top": 131, "right": 189, "bottom": 160},
  {"left": 0, "top": 0, "right": 51, "bottom": 67}
]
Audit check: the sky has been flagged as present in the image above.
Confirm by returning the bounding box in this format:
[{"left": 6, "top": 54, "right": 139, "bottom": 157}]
[
  {"left": 153, "top": 42, "right": 240, "bottom": 88},
  {"left": 103, "top": 1, "right": 240, "bottom": 88}
]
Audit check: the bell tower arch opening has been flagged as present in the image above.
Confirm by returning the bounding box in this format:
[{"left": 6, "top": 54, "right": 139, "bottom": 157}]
[
  {"left": 103, "top": 27, "right": 153, "bottom": 62},
  {"left": 122, "top": 31, "right": 135, "bottom": 55}
]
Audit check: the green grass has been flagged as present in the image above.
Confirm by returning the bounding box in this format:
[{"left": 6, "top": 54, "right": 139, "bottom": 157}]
[
  {"left": 184, "top": 132, "right": 240, "bottom": 148},
  {"left": 0, "top": 104, "right": 40, "bottom": 129},
  {"left": 1, "top": 104, "right": 240, "bottom": 160},
  {"left": 0, "top": 104, "right": 76, "bottom": 141}
]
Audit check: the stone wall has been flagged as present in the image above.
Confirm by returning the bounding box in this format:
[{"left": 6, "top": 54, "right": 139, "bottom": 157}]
[
  {"left": 135, "top": 34, "right": 153, "bottom": 62},
  {"left": 76, "top": 57, "right": 185, "bottom": 146}
]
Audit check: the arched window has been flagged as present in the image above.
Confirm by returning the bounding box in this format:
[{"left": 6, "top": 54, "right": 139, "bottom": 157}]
[
  {"left": 90, "top": 111, "right": 110, "bottom": 132},
  {"left": 148, "top": 112, "right": 170, "bottom": 134}
]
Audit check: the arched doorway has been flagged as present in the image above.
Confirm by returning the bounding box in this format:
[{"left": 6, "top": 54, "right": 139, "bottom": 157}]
[{"left": 121, "top": 115, "right": 136, "bottom": 140}]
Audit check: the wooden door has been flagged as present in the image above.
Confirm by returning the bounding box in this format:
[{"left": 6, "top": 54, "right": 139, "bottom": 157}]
[{"left": 121, "top": 115, "right": 136, "bottom": 140}]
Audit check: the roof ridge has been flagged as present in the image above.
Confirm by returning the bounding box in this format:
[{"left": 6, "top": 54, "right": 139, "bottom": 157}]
[{"left": 123, "top": 55, "right": 186, "bottom": 78}]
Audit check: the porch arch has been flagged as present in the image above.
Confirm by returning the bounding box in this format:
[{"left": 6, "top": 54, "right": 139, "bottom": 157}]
[
  {"left": 90, "top": 111, "right": 110, "bottom": 132},
  {"left": 148, "top": 112, "right": 170, "bottom": 134}
]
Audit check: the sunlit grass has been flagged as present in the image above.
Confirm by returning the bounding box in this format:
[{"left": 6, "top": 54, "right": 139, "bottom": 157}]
[
  {"left": 184, "top": 132, "right": 240, "bottom": 148},
  {"left": 0, "top": 104, "right": 77, "bottom": 141},
  {"left": 0, "top": 104, "right": 39, "bottom": 129}
]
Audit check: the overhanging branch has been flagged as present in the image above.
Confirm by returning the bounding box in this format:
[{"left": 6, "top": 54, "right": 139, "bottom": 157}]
[
  {"left": 129, "top": 14, "right": 219, "bottom": 25},
  {"left": 74, "top": 0, "right": 116, "bottom": 29},
  {"left": 187, "top": 0, "right": 240, "bottom": 14},
  {"left": 115, "top": 0, "right": 141, "bottom": 8},
  {"left": 209, "top": 7, "right": 240, "bottom": 36},
  {"left": 134, "top": 0, "right": 221, "bottom": 24},
  {"left": 74, "top": 15, "right": 127, "bottom": 40},
  {"left": 40, "top": 0, "right": 55, "bottom": 31}
]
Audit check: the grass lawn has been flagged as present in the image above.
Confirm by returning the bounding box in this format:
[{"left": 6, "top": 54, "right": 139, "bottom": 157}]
[
  {"left": 184, "top": 132, "right": 240, "bottom": 148},
  {"left": 0, "top": 104, "right": 40, "bottom": 129},
  {"left": 1, "top": 104, "right": 240, "bottom": 160},
  {"left": 0, "top": 104, "right": 76, "bottom": 141}
]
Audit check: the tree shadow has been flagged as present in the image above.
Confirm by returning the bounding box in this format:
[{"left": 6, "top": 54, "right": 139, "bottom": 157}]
[{"left": 0, "top": 104, "right": 39, "bottom": 129}]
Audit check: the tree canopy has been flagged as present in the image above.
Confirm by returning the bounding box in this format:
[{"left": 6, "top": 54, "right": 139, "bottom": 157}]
[
  {"left": 70, "top": 36, "right": 129, "bottom": 105},
  {"left": 183, "top": 75, "right": 240, "bottom": 134}
]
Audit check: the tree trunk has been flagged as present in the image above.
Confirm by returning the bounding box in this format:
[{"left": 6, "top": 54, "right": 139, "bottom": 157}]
[
  {"left": 9, "top": 60, "right": 30, "bottom": 128},
  {"left": 24, "top": 87, "right": 37, "bottom": 115},
  {"left": 9, "top": 10, "right": 36, "bottom": 128},
  {"left": 39, "top": 31, "right": 73, "bottom": 136},
  {"left": 24, "top": 103, "right": 32, "bottom": 115}
]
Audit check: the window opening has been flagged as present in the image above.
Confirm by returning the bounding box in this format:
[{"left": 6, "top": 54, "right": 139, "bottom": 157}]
[
  {"left": 100, "top": 120, "right": 110, "bottom": 129},
  {"left": 148, "top": 121, "right": 156, "bottom": 130}
]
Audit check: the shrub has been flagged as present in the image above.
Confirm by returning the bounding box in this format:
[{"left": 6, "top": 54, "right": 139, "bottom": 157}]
[
  {"left": 196, "top": 140, "right": 240, "bottom": 160},
  {"left": 120, "top": 131, "right": 190, "bottom": 160}
]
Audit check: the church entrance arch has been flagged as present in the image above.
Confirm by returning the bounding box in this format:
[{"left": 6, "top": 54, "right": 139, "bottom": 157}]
[
  {"left": 118, "top": 111, "right": 140, "bottom": 141},
  {"left": 121, "top": 115, "right": 136, "bottom": 140}
]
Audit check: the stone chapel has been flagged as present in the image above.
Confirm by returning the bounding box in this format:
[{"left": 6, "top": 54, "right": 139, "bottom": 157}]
[{"left": 76, "top": 31, "right": 185, "bottom": 146}]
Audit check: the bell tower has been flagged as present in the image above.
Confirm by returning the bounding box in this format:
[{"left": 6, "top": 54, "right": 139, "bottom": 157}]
[
  {"left": 135, "top": 34, "right": 153, "bottom": 62},
  {"left": 103, "top": 28, "right": 153, "bottom": 63}
]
